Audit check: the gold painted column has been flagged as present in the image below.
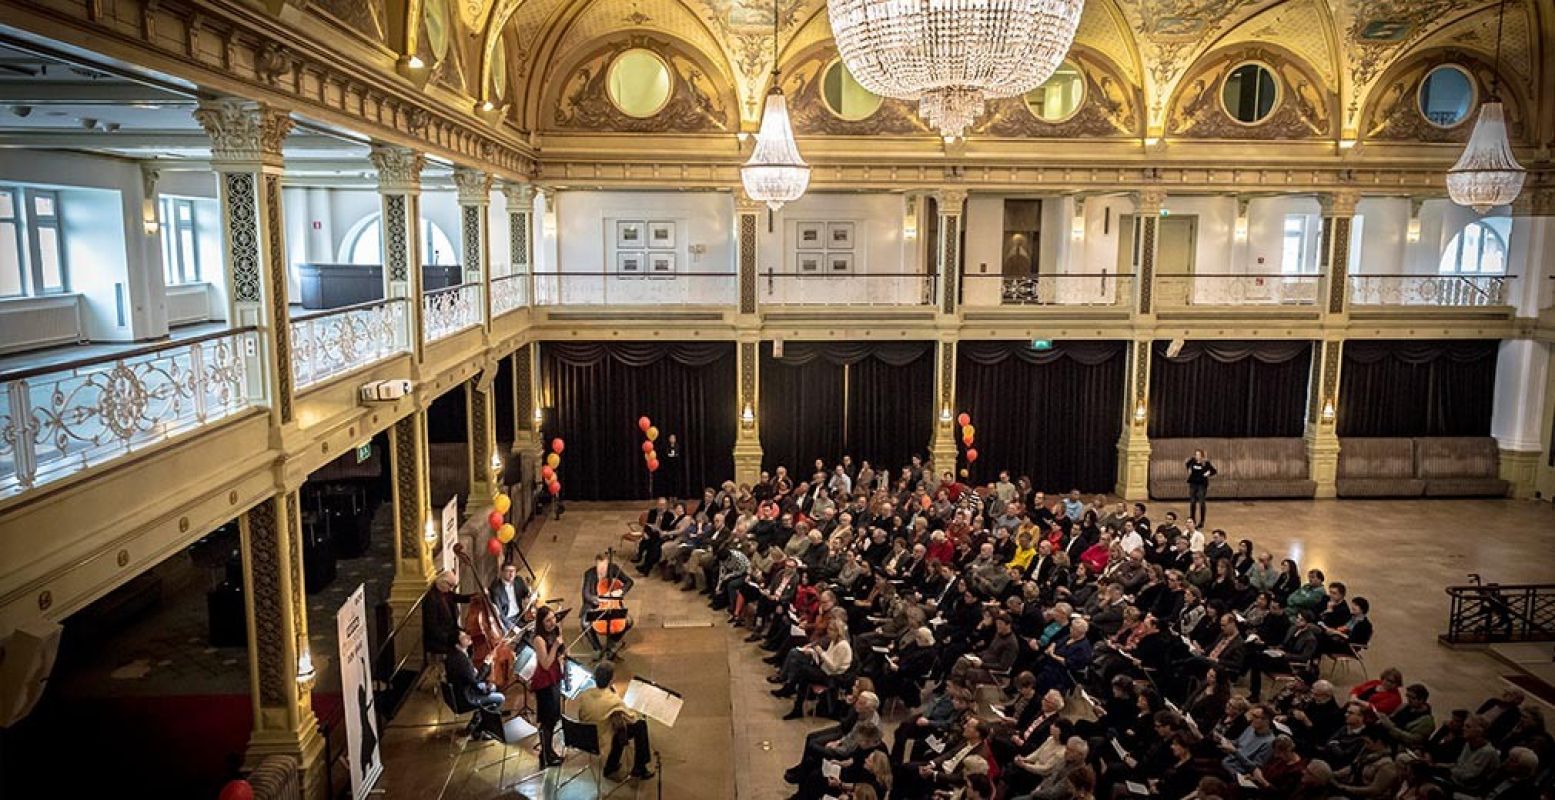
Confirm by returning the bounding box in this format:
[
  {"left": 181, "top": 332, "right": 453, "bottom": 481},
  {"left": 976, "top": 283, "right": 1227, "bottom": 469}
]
[
  {"left": 932, "top": 189, "right": 967, "bottom": 316},
  {"left": 238, "top": 491, "right": 325, "bottom": 799},
  {"left": 369, "top": 143, "right": 427, "bottom": 359},
  {"left": 1318, "top": 191, "right": 1361, "bottom": 319},
  {"left": 452, "top": 166, "right": 492, "bottom": 331},
  {"left": 503, "top": 182, "right": 534, "bottom": 310},
  {"left": 194, "top": 99, "right": 296, "bottom": 428},
  {"left": 1115, "top": 338, "right": 1152, "bottom": 500},
  {"left": 1132, "top": 190, "right": 1165, "bottom": 319},
  {"left": 1305, "top": 339, "right": 1343, "bottom": 499},
  {"left": 468, "top": 368, "right": 498, "bottom": 501},
  {"left": 734, "top": 338, "right": 763, "bottom": 486},
  {"left": 930, "top": 338, "right": 958, "bottom": 474},
  {"left": 387, "top": 409, "right": 435, "bottom": 662},
  {"left": 736, "top": 195, "right": 762, "bottom": 316}
]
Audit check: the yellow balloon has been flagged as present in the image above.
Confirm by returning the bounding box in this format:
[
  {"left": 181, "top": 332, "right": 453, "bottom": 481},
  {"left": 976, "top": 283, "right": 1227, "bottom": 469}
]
[
  {"left": 496, "top": 523, "right": 516, "bottom": 544},
  {"left": 492, "top": 493, "right": 512, "bottom": 514},
  {"left": 647, "top": 426, "right": 659, "bottom": 442},
  {"left": 962, "top": 424, "right": 975, "bottom": 438},
  {"left": 644, "top": 450, "right": 655, "bottom": 462},
  {"left": 546, "top": 453, "right": 561, "bottom": 468}
]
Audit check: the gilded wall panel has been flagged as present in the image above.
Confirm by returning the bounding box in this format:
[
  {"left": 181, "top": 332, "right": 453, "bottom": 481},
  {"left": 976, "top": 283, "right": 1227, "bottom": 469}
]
[
  {"left": 549, "top": 35, "right": 734, "bottom": 132},
  {"left": 971, "top": 49, "right": 1139, "bottom": 138},
  {"left": 1362, "top": 50, "right": 1528, "bottom": 144},
  {"left": 1167, "top": 45, "right": 1333, "bottom": 140}
]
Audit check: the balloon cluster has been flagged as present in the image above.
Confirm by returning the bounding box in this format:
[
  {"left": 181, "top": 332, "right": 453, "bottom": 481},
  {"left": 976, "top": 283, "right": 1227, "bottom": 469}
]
[
  {"left": 486, "top": 491, "right": 516, "bottom": 557},
  {"left": 958, "top": 411, "right": 979, "bottom": 466},
  {"left": 637, "top": 416, "right": 660, "bottom": 473},
  {"left": 542, "top": 438, "right": 565, "bottom": 496}
]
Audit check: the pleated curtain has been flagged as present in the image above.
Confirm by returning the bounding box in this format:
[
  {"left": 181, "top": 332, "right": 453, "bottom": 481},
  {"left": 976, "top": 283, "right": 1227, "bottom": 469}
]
[
  {"left": 1147, "top": 340, "right": 1313, "bottom": 438},
  {"left": 1337, "top": 339, "right": 1498, "bottom": 437}
]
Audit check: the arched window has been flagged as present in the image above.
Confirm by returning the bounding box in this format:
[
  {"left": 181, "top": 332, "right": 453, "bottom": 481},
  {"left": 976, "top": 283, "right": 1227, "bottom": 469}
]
[
  {"left": 341, "top": 214, "right": 459, "bottom": 266},
  {"left": 1438, "top": 219, "right": 1508, "bottom": 274}
]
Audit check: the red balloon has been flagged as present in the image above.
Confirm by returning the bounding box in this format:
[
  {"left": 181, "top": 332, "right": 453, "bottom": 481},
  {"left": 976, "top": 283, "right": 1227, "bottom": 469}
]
[
  {"left": 638, "top": 416, "right": 651, "bottom": 432},
  {"left": 487, "top": 510, "right": 504, "bottom": 530},
  {"left": 641, "top": 440, "right": 655, "bottom": 453},
  {"left": 551, "top": 438, "right": 565, "bottom": 454},
  {"left": 218, "top": 781, "right": 254, "bottom": 800},
  {"left": 547, "top": 480, "right": 562, "bottom": 495},
  {"left": 540, "top": 465, "right": 555, "bottom": 480},
  {"left": 962, "top": 435, "right": 974, "bottom": 447},
  {"left": 966, "top": 448, "right": 979, "bottom": 463},
  {"left": 957, "top": 412, "right": 971, "bottom": 427},
  {"left": 486, "top": 537, "right": 504, "bottom": 557},
  {"left": 646, "top": 458, "right": 660, "bottom": 472}
]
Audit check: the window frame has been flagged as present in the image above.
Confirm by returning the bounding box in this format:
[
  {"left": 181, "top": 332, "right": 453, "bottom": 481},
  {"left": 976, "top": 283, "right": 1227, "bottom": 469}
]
[
  {"left": 160, "top": 196, "right": 201, "bottom": 285},
  {"left": 22, "top": 188, "right": 66, "bottom": 294},
  {"left": 1280, "top": 213, "right": 1310, "bottom": 275},
  {"left": 0, "top": 186, "right": 24, "bottom": 298},
  {"left": 1438, "top": 220, "right": 1508, "bottom": 275}
]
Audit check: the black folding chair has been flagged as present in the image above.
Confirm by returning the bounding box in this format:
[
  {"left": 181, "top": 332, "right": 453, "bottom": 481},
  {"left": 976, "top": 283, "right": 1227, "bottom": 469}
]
[{"left": 560, "top": 715, "right": 626, "bottom": 799}]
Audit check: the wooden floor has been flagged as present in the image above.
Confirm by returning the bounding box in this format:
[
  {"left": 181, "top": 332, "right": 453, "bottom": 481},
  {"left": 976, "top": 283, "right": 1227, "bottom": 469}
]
[{"left": 373, "top": 496, "right": 1555, "bottom": 800}]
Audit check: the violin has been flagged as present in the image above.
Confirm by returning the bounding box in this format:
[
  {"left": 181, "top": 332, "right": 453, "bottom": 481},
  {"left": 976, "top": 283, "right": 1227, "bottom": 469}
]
[{"left": 453, "top": 543, "right": 519, "bottom": 689}]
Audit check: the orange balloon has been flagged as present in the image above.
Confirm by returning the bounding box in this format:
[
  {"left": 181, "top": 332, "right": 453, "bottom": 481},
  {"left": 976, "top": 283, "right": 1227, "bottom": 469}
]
[
  {"left": 646, "top": 459, "right": 659, "bottom": 472},
  {"left": 963, "top": 435, "right": 974, "bottom": 446},
  {"left": 547, "top": 480, "right": 561, "bottom": 495}
]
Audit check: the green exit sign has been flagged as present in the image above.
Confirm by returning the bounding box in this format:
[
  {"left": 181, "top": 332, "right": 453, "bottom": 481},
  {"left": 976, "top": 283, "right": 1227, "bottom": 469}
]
[
  {"left": 1031, "top": 339, "right": 1054, "bottom": 351},
  {"left": 355, "top": 443, "right": 372, "bottom": 463}
]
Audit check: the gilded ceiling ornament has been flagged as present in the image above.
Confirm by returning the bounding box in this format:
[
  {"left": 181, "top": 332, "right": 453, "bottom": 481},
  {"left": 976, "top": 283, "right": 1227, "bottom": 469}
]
[
  {"left": 1167, "top": 47, "right": 1331, "bottom": 139},
  {"left": 310, "top": 0, "right": 387, "bottom": 41},
  {"left": 1363, "top": 51, "right": 1525, "bottom": 144},
  {"left": 972, "top": 51, "right": 1139, "bottom": 137},
  {"left": 779, "top": 49, "right": 927, "bottom": 136},
  {"left": 551, "top": 37, "right": 732, "bottom": 132},
  {"left": 193, "top": 98, "right": 296, "bottom": 164}
]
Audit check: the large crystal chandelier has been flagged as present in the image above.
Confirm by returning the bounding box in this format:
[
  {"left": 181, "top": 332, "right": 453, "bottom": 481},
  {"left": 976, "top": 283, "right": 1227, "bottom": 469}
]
[
  {"left": 828, "top": 0, "right": 1085, "bottom": 138},
  {"left": 741, "top": 0, "right": 809, "bottom": 211},
  {"left": 1446, "top": 0, "right": 1524, "bottom": 213}
]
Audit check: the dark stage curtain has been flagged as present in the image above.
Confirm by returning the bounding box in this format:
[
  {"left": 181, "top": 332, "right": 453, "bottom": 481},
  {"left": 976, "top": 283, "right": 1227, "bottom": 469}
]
[
  {"left": 539, "top": 342, "right": 735, "bottom": 500},
  {"left": 760, "top": 342, "right": 934, "bottom": 474},
  {"left": 1338, "top": 339, "right": 1499, "bottom": 437},
  {"left": 956, "top": 341, "right": 1126, "bottom": 493},
  {"left": 1148, "top": 340, "right": 1312, "bottom": 438}
]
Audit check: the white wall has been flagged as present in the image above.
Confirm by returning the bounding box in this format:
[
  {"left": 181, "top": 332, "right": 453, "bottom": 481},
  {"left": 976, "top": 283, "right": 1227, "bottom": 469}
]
[
  {"left": 550, "top": 190, "right": 735, "bottom": 304},
  {"left": 767, "top": 192, "right": 917, "bottom": 304}
]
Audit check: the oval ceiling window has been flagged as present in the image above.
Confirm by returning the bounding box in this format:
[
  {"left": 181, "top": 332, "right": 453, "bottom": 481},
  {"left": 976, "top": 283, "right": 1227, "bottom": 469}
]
[
  {"left": 821, "top": 59, "right": 882, "bottom": 121},
  {"left": 1024, "top": 61, "right": 1085, "bottom": 122},
  {"left": 423, "top": 0, "right": 451, "bottom": 62},
  {"left": 1221, "top": 62, "right": 1278, "bottom": 124},
  {"left": 1418, "top": 64, "right": 1475, "bottom": 128},
  {"left": 607, "top": 49, "right": 673, "bottom": 118},
  {"left": 490, "top": 36, "right": 508, "bottom": 100}
]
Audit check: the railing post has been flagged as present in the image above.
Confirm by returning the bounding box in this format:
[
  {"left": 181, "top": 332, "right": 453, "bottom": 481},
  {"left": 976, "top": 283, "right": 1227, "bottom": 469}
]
[
  {"left": 190, "top": 342, "right": 209, "bottom": 423},
  {"left": 7, "top": 379, "right": 36, "bottom": 489}
]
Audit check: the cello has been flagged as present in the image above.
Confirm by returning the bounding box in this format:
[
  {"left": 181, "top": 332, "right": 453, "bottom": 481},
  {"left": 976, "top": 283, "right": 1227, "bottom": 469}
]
[
  {"left": 591, "top": 550, "right": 631, "bottom": 639},
  {"left": 452, "top": 543, "right": 519, "bottom": 689}
]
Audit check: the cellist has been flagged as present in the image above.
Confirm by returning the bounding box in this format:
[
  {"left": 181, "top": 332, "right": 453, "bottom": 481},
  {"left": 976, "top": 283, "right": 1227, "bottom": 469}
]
[{"left": 581, "top": 551, "right": 635, "bottom": 657}]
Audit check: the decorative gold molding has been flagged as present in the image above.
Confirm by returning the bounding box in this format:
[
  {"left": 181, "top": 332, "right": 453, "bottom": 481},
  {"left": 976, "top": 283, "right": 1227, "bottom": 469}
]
[
  {"left": 1167, "top": 44, "right": 1333, "bottom": 140},
  {"left": 369, "top": 143, "right": 427, "bottom": 192},
  {"left": 193, "top": 98, "right": 296, "bottom": 167},
  {"left": 452, "top": 166, "right": 492, "bottom": 205},
  {"left": 972, "top": 48, "right": 1141, "bottom": 138},
  {"left": 1361, "top": 48, "right": 1529, "bottom": 145},
  {"left": 548, "top": 34, "right": 734, "bottom": 133}
]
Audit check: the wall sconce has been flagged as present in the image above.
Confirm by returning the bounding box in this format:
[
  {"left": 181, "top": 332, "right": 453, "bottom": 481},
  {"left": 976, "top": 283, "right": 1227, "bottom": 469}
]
[
  {"left": 296, "top": 636, "right": 316, "bottom": 686},
  {"left": 1143, "top": 136, "right": 1161, "bottom": 148},
  {"left": 533, "top": 407, "right": 544, "bottom": 425},
  {"left": 1233, "top": 216, "right": 1249, "bottom": 242},
  {"left": 423, "top": 520, "right": 438, "bottom": 543},
  {"left": 904, "top": 196, "right": 919, "bottom": 241},
  {"left": 1338, "top": 138, "right": 1357, "bottom": 150},
  {"left": 741, "top": 402, "right": 755, "bottom": 428},
  {"left": 406, "top": 55, "right": 426, "bottom": 70},
  {"left": 542, "top": 206, "right": 557, "bottom": 237},
  {"left": 490, "top": 452, "right": 503, "bottom": 473},
  {"left": 1405, "top": 198, "right": 1423, "bottom": 244},
  {"left": 1133, "top": 402, "right": 1147, "bottom": 423},
  {"left": 1321, "top": 398, "right": 1336, "bottom": 422},
  {"left": 1071, "top": 200, "right": 1086, "bottom": 241},
  {"left": 939, "top": 405, "right": 952, "bottom": 423}
]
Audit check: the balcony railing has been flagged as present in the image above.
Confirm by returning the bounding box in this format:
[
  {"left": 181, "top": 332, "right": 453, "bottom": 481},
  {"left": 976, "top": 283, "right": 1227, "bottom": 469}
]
[
  {"left": 1441, "top": 581, "right": 1555, "bottom": 645},
  {"left": 423, "top": 282, "right": 482, "bottom": 342},
  {"left": 0, "top": 327, "right": 261, "bottom": 498},
  {"left": 290, "top": 299, "right": 410, "bottom": 389},
  {"left": 762, "top": 270, "right": 937, "bottom": 306},
  {"left": 1349, "top": 274, "right": 1513, "bottom": 307},
  {"left": 490, "top": 272, "right": 529, "bottom": 317},
  {"left": 1157, "top": 273, "right": 1323, "bottom": 306},
  {"left": 532, "top": 272, "right": 738, "bottom": 307},
  {"left": 963, "top": 273, "right": 1132, "bottom": 307}
]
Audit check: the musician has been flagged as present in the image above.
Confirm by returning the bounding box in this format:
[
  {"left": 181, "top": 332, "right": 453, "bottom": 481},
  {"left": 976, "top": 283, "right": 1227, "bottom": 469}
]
[
  {"left": 447, "top": 629, "right": 505, "bottom": 740},
  {"left": 530, "top": 605, "right": 566, "bottom": 767},
  {"left": 582, "top": 552, "right": 635, "bottom": 657},
  {"left": 576, "top": 661, "right": 655, "bottom": 780},
  {"left": 424, "top": 570, "right": 475, "bottom": 656},
  {"left": 488, "top": 563, "right": 531, "bottom": 633}
]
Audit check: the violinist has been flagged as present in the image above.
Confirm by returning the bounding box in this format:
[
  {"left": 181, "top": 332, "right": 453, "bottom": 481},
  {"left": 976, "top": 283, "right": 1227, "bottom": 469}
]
[
  {"left": 424, "top": 570, "right": 474, "bottom": 656},
  {"left": 488, "top": 563, "right": 530, "bottom": 633},
  {"left": 582, "top": 552, "right": 635, "bottom": 657},
  {"left": 447, "top": 629, "right": 505, "bottom": 740},
  {"left": 530, "top": 605, "right": 566, "bottom": 767}
]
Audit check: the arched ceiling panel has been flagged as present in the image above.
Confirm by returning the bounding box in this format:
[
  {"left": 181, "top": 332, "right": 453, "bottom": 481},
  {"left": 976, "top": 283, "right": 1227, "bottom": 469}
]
[
  {"left": 554, "top": 0, "right": 727, "bottom": 80},
  {"left": 1213, "top": 0, "right": 1338, "bottom": 89}
]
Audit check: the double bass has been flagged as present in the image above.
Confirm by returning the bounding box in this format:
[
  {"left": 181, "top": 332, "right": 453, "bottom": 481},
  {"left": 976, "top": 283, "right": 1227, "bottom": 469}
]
[{"left": 453, "top": 543, "right": 518, "bottom": 689}]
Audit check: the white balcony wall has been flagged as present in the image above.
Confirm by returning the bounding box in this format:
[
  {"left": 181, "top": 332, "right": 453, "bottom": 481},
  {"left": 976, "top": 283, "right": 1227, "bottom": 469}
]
[
  {"left": 765, "top": 193, "right": 918, "bottom": 305},
  {"left": 551, "top": 190, "right": 736, "bottom": 305}
]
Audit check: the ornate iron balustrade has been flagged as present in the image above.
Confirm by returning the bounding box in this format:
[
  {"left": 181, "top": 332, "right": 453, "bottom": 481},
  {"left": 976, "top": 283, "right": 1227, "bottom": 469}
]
[
  {"left": 1157, "top": 273, "right": 1322, "bottom": 306},
  {"left": 0, "top": 327, "right": 260, "bottom": 497},
  {"left": 966, "top": 273, "right": 1131, "bottom": 306},
  {"left": 531, "top": 272, "right": 738, "bottom": 306},
  {"left": 1441, "top": 581, "right": 1555, "bottom": 645},
  {"left": 761, "top": 270, "right": 938, "bottom": 306},
  {"left": 1349, "top": 274, "right": 1513, "bottom": 307},
  {"left": 423, "top": 282, "right": 481, "bottom": 342},
  {"left": 290, "top": 299, "right": 409, "bottom": 389},
  {"left": 490, "top": 272, "right": 529, "bottom": 317}
]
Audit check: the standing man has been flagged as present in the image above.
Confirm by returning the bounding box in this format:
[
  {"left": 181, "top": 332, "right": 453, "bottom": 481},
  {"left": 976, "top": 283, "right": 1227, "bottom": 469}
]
[
  {"left": 1185, "top": 448, "right": 1218, "bottom": 525},
  {"left": 662, "top": 433, "right": 683, "bottom": 500}
]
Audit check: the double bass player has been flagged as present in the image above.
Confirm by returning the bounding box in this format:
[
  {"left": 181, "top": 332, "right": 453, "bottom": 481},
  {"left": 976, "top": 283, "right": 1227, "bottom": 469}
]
[{"left": 581, "top": 551, "right": 635, "bottom": 659}]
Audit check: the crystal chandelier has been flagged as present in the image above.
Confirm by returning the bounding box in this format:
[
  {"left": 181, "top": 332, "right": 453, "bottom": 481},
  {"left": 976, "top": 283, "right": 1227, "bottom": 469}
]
[
  {"left": 828, "top": 0, "right": 1085, "bottom": 138},
  {"left": 1446, "top": 0, "right": 1524, "bottom": 213},
  {"left": 741, "top": 0, "right": 809, "bottom": 211}
]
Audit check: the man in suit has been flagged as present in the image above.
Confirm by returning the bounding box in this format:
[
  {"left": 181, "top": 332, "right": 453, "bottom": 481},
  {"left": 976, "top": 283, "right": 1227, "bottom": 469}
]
[
  {"left": 424, "top": 570, "right": 474, "bottom": 656},
  {"left": 488, "top": 562, "right": 530, "bottom": 633},
  {"left": 582, "top": 552, "right": 636, "bottom": 657},
  {"left": 446, "top": 630, "right": 505, "bottom": 739},
  {"left": 576, "top": 661, "right": 655, "bottom": 779}
]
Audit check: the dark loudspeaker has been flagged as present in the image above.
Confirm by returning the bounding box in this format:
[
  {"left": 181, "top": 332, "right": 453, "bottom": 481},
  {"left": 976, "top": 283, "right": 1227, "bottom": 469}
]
[{"left": 0, "top": 620, "right": 62, "bottom": 728}]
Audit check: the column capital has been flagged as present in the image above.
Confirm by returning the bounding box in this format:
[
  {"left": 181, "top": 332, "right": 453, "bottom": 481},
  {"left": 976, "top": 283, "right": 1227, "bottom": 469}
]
[
  {"left": 1319, "top": 190, "right": 1362, "bottom": 216},
  {"left": 452, "top": 166, "right": 492, "bottom": 206},
  {"left": 193, "top": 98, "right": 294, "bottom": 168},
  {"left": 735, "top": 193, "right": 765, "bottom": 214},
  {"left": 368, "top": 142, "right": 425, "bottom": 193},
  {"left": 501, "top": 181, "right": 534, "bottom": 207},
  {"left": 932, "top": 188, "right": 968, "bottom": 215},
  {"left": 1134, "top": 189, "right": 1167, "bottom": 214}
]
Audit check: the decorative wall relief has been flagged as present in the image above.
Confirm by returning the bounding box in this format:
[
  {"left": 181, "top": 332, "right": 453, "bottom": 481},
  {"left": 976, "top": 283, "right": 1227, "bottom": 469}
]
[
  {"left": 779, "top": 46, "right": 928, "bottom": 136},
  {"left": 972, "top": 49, "right": 1140, "bottom": 138},
  {"left": 1361, "top": 50, "right": 1527, "bottom": 144},
  {"left": 550, "top": 35, "right": 733, "bottom": 132},
  {"left": 1167, "top": 45, "right": 1333, "bottom": 139},
  {"left": 309, "top": 0, "right": 387, "bottom": 44}
]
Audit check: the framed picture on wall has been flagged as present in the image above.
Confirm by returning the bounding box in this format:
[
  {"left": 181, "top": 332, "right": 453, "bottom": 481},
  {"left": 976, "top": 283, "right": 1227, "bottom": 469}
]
[
  {"left": 796, "top": 222, "right": 824, "bottom": 250},
  {"left": 617, "top": 251, "right": 645, "bottom": 276},
  {"left": 649, "top": 251, "right": 676, "bottom": 276},
  {"left": 797, "top": 253, "right": 822, "bottom": 274},
  {"left": 615, "top": 220, "right": 646, "bottom": 250},
  {"left": 828, "top": 252, "right": 854, "bottom": 273},
  {"left": 647, "top": 221, "right": 676, "bottom": 249},
  {"left": 827, "top": 222, "right": 855, "bottom": 250}
]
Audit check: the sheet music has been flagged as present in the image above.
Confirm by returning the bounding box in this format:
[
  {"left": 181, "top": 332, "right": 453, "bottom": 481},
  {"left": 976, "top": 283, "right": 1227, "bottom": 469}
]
[
  {"left": 1125, "top": 781, "right": 1150, "bottom": 795},
  {"left": 820, "top": 761, "right": 842, "bottom": 780},
  {"left": 623, "top": 677, "right": 684, "bottom": 727},
  {"left": 1237, "top": 774, "right": 1258, "bottom": 789},
  {"left": 514, "top": 645, "right": 537, "bottom": 682},
  {"left": 561, "top": 658, "right": 596, "bottom": 700}
]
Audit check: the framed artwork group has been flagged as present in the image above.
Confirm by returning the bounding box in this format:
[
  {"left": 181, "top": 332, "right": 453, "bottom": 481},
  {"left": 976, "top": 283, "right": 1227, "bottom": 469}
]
[
  {"left": 794, "top": 220, "right": 857, "bottom": 275},
  {"left": 613, "top": 219, "right": 677, "bottom": 278}
]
